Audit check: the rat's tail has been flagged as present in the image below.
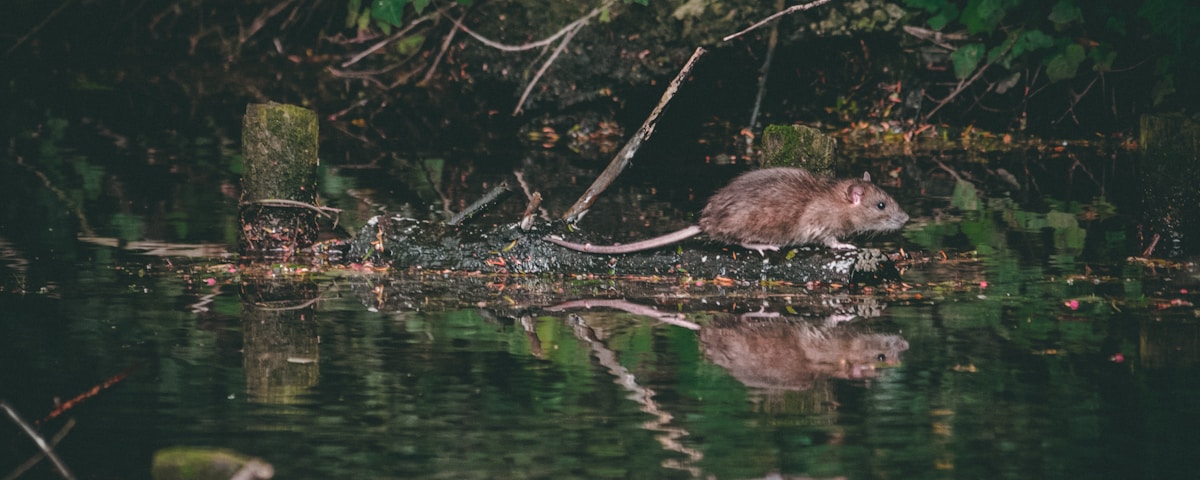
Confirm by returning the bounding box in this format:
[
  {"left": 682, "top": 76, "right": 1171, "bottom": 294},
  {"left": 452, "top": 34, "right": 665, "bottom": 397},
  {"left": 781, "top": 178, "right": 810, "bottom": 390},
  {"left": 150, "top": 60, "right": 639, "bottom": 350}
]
[{"left": 544, "top": 226, "right": 703, "bottom": 254}]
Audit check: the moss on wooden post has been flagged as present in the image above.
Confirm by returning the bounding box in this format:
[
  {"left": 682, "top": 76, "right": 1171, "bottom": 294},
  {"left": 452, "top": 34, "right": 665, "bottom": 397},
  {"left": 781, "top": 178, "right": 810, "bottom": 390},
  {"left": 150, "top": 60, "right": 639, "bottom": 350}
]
[
  {"left": 760, "top": 124, "right": 836, "bottom": 174},
  {"left": 239, "top": 103, "right": 319, "bottom": 258}
]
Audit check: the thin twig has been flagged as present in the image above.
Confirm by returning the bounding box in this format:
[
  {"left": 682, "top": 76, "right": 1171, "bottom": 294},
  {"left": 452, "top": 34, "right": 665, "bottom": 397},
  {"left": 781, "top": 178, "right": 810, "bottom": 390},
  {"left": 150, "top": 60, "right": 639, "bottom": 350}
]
[
  {"left": 923, "top": 39, "right": 1015, "bottom": 121},
  {"left": 561, "top": 47, "right": 707, "bottom": 222},
  {"left": 745, "top": 0, "right": 785, "bottom": 154},
  {"left": 340, "top": 10, "right": 440, "bottom": 68},
  {"left": 446, "top": 182, "right": 512, "bottom": 226},
  {"left": 513, "top": 23, "right": 583, "bottom": 116},
  {"left": 238, "top": 0, "right": 296, "bottom": 44},
  {"left": 15, "top": 156, "right": 94, "bottom": 236},
  {"left": 723, "top": 0, "right": 835, "bottom": 42},
  {"left": 421, "top": 11, "right": 466, "bottom": 84},
  {"left": 5, "top": 0, "right": 76, "bottom": 55},
  {"left": 1, "top": 402, "right": 76, "bottom": 480},
  {"left": 447, "top": 1, "right": 613, "bottom": 53},
  {"left": 242, "top": 198, "right": 342, "bottom": 218}
]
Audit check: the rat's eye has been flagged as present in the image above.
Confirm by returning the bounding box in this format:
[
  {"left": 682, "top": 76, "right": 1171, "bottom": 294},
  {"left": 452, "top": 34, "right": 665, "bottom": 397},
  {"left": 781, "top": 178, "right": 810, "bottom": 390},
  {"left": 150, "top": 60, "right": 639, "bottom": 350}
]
[
  {"left": 876, "top": 354, "right": 887, "bottom": 362},
  {"left": 876, "top": 202, "right": 886, "bottom": 210}
]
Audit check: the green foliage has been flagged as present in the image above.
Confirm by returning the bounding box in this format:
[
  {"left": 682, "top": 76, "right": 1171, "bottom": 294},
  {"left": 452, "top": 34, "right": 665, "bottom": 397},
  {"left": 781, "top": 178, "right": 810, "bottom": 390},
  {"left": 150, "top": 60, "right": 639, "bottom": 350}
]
[
  {"left": 903, "top": 0, "right": 1196, "bottom": 113},
  {"left": 349, "top": 0, "right": 474, "bottom": 29}
]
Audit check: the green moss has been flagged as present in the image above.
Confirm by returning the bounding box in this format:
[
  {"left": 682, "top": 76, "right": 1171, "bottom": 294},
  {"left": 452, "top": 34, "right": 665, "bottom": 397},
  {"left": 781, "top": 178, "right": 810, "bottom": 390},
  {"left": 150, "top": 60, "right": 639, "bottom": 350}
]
[{"left": 760, "top": 124, "right": 837, "bottom": 174}]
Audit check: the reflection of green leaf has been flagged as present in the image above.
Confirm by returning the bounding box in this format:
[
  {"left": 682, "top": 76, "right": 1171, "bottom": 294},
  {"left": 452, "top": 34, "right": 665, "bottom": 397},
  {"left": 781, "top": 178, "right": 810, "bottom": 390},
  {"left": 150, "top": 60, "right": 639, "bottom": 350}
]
[
  {"left": 168, "top": 211, "right": 189, "bottom": 239},
  {"left": 70, "top": 157, "right": 104, "bottom": 200},
  {"left": 111, "top": 212, "right": 145, "bottom": 242},
  {"left": 951, "top": 179, "right": 980, "bottom": 210},
  {"left": 1044, "top": 211, "right": 1077, "bottom": 229}
]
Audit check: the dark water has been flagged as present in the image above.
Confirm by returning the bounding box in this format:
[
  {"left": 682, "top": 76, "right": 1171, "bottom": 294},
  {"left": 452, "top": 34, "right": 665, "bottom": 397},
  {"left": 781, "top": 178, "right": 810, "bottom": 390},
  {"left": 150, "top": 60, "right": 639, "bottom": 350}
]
[
  {"left": 3, "top": 250, "right": 1199, "bottom": 479},
  {"left": 2, "top": 63, "right": 1199, "bottom": 480}
]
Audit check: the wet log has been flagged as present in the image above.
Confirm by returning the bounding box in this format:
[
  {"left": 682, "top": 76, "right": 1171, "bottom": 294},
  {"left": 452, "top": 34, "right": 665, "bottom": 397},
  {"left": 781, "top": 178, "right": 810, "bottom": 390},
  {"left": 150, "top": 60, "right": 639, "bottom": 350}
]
[
  {"left": 345, "top": 215, "right": 899, "bottom": 284},
  {"left": 239, "top": 102, "right": 320, "bottom": 258},
  {"left": 1140, "top": 113, "right": 1200, "bottom": 257}
]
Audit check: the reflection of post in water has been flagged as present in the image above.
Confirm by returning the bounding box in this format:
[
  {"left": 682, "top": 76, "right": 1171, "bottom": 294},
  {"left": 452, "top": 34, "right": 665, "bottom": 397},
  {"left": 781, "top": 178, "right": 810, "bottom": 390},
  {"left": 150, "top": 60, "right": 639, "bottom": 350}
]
[
  {"left": 241, "top": 279, "right": 320, "bottom": 404},
  {"left": 1139, "top": 318, "right": 1199, "bottom": 369},
  {"left": 566, "top": 313, "right": 704, "bottom": 478}
]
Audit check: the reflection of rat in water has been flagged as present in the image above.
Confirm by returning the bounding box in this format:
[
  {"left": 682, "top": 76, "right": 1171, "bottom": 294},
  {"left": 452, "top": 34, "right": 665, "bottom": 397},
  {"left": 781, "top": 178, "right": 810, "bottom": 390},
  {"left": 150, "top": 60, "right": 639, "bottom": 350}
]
[
  {"left": 701, "top": 315, "right": 909, "bottom": 390},
  {"left": 546, "top": 167, "right": 909, "bottom": 254}
]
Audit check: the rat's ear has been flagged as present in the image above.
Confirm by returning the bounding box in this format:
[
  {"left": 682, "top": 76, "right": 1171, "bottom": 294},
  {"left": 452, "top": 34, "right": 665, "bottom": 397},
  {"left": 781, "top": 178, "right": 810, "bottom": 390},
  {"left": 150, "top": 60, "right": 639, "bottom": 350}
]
[
  {"left": 847, "top": 184, "right": 865, "bottom": 205},
  {"left": 862, "top": 172, "right": 872, "bottom": 182}
]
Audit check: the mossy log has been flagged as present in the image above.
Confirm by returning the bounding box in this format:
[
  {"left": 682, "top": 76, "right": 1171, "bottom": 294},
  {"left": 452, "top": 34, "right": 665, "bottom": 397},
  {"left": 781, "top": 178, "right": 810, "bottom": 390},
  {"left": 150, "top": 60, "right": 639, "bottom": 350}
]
[
  {"left": 345, "top": 215, "right": 899, "bottom": 285},
  {"left": 239, "top": 102, "right": 320, "bottom": 258}
]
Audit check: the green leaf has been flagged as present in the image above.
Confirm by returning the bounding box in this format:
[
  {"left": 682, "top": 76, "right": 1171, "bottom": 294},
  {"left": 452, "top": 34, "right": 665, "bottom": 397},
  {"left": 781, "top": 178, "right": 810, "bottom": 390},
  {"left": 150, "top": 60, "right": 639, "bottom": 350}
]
[
  {"left": 1089, "top": 47, "right": 1117, "bottom": 72},
  {"left": 356, "top": 10, "right": 372, "bottom": 31},
  {"left": 928, "top": 13, "right": 949, "bottom": 31},
  {"left": 1045, "top": 44, "right": 1085, "bottom": 82},
  {"left": 952, "top": 179, "right": 980, "bottom": 211},
  {"left": 371, "top": 0, "right": 407, "bottom": 27},
  {"left": 951, "top": 43, "right": 985, "bottom": 79},
  {"left": 346, "top": 0, "right": 363, "bottom": 29},
  {"left": 1016, "top": 29, "right": 1054, "bottom": 53},
  {"left": 1150, "top": 73, "right": 1175, "bottom": 106},
  {"left": 412, "top": 0, "right": 430, "bottom": 14},
  {"left": 395, "top": 34, "right": 425, "bottom": 56},
  {"left": 1064, "top": 42, "right": 1085, "bottom": 63},
  {"left": 1048, "top": 0, "right": 1082, "bottom": 27},
  {"left": 962, "top": 0, "right": 1009, "bottom": 34}
]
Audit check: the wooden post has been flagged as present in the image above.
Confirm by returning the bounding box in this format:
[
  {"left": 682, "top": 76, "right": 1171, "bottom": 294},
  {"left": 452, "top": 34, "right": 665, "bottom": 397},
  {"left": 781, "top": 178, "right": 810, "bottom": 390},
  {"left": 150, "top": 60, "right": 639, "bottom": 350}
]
[{"left": 239, "top": 103, "right": 320, "bottom": 258}]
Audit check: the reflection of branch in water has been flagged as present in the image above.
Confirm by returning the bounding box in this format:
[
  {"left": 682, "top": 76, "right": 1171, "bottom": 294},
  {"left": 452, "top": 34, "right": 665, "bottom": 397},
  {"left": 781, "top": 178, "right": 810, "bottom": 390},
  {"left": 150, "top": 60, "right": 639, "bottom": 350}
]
[
  {"left": 519, "top": 314, "right": 544, "bottom": 358},
  {"left": 567, "top": 314, "right": 704, "bottom": 477},
  {"left": 546, "top": 299, "right": 701, "bottom": 331},
  {"left": 1, "top": 402, "right": 76, "bottom": 480}
]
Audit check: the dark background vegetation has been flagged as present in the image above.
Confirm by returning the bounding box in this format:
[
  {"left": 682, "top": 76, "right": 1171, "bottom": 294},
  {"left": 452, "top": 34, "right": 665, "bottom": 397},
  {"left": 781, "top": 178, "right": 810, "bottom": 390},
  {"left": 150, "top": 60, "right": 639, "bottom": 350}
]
[{"left": 3, "top": 0, "right": 1198, "bottom": 153}]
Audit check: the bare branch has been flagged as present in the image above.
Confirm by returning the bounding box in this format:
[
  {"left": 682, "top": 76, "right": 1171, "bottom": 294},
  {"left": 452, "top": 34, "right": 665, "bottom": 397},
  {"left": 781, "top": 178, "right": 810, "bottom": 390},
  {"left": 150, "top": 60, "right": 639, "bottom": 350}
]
[
  {"left": 723, "top": 0, "right": 835, "bottom": 42},
  {"left": 513, "top": 23, "right": 584, "bottom": 116},
  {"left": 561, "top": 47, "right": 708, "bottom": 222},
  {"left": 449, "top": 1, "right": 613, "bottom": 52}
]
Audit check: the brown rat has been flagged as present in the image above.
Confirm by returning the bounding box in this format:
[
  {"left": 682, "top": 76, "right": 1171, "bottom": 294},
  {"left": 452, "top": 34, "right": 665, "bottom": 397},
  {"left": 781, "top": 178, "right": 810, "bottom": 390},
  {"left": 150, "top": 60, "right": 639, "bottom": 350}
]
[{"left": 545, "top": 167, "right": 909, "bottom": 254}]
